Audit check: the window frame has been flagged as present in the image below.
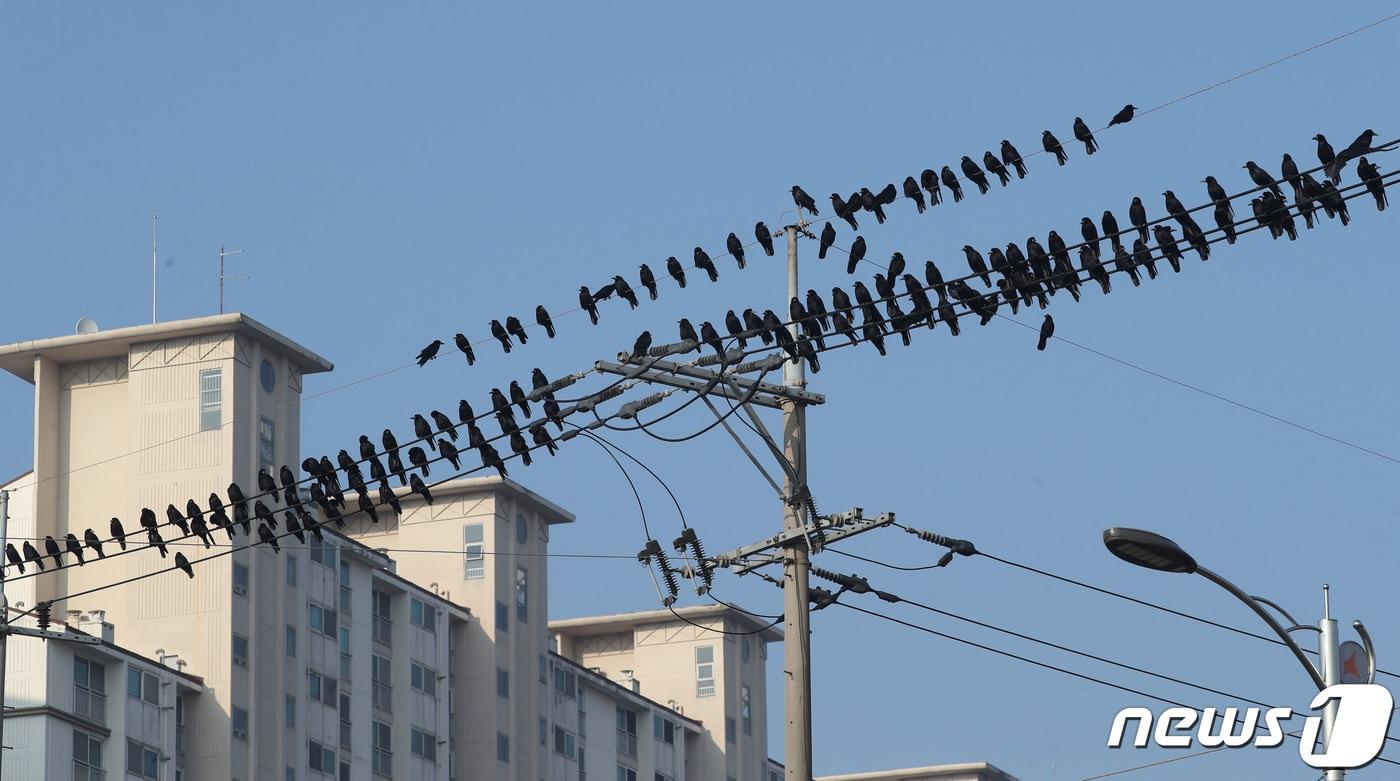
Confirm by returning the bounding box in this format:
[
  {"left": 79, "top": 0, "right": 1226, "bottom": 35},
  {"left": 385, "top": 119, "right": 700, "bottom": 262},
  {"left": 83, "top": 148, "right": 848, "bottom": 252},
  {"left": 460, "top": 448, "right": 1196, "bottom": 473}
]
[
  {"left": 463, "top": 523, "right": 485, "bottom": 578},
  {"left": 695, "top": 645, "right": 716, "bottom": 697},
  {"left": 199, "top": 368, "right": 223, "bottom": 432}
]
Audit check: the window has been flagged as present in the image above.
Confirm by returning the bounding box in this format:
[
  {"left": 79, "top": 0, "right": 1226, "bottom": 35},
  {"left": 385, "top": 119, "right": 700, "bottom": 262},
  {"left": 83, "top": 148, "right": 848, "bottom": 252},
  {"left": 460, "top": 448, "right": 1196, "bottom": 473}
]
[
  {"left": 286, "top": 625, "right": 297, "bottom": 658},
  {"left": 339, "top": 560, "right": 351, "bottom": 611},
  {"left": 260, "top": 359, "right": 276, "bottom": 394},
  {"left": 175, "top": 695, "right": 186, "bottom": 758},
  {"left": 741, "top": 637, "right": 751, "bottom": 663},
  {"left": 338, "top": 692, "right": 352, "bottom": 749},
  {"left": 742, "top": 685, "right": 752, "bottom": 735},
  {"left": 695, "top": 646, "right": 715, "bottom": 696},
  {"left": 372, "top": 720, "right": 392, "bottom": 777},
  {"left": 617, "top": 767, "right": 637, "bottom": 781},
  {"left": 287, "top": 555, "right": 298, "bottom": 586},
  {"left": 496, "top": 732, "right": 510, "bottom": 763},
  {"left": 372, "top": 589, "right": 392, "bottom": 645},
  {"left": 287, "top": 769, "right": 296, "bottom": 781},
  {"left": 495, "top": 601, "right": 508, "bottom": 633},
  {"left": 126, "top": 739, "right": 159, "bottom": 779},
  {"left": 725, "top": 717, "right": 735, "bottom": 744},
  {"left": 232, "top": 705, "right": 249, "bottom": 740},
  {"left": 308, "top": 740, "right": 336, "bottom": 775},
  {"left": 309, "top": 602, "right": 338, "bottom": 638},
  {"left": 463, "top": 524, "right": 484, "bottom": 578},
  {"left": 410, "top": 598, "right": 436, "bottom": 632},
  {"left": 232, "top": 633, "right": 249, "bottom": 667},
  {"left": 541, "top": 715, "right": 548, "bottom": 745},
  {"left": 310, "top": 538, "right": 335, "bottom": 568},
  {"left": 554, "top": 726, "right": 577, "bottom": 759},
  {"left": 496, "top": 668, "right": 510, "bottom": 698},
  {"left": 73, "top": 657, "right": 106, "bottom": 723},
  {"left": 127, "top": 668, "right": 158, "bottom": 705},
  {"left": 653, "top": 715, "right": 674, "bottom": 744},
  {"left": 372, "top": 654, "right": 392, "bottom": 711},
  {"left": 411, "top": 662, "right": 437, "bottom": 697},
  {"left": 410, "top": 727, "right": 437, "bottom": 762},
  {"left": 616, "top": 707, "right": 638, "bottom": 759},
  {"left": 339, "top": 762, "right": 349, "bottom": 781},
  {"left": 286, "top": 695, "right": 296, "bottom": 728},
  {"left": 259, "top": 416, "right": 276, "bottom": 472},
  {"left": 515, "top": 514, "right": 528, "bottom": 544},
  {"left": 72, "top": 729, "right": 103, "bottom": 781},
  {"left": 199, "top": 368, "right": 222, "bottom": 431},
  {"left": 540, "top": 654, "right": 548, "bottom": 684},
  {"left": 554, "top": 666, "right": 577, "bottom": 698},
  {"left": 309, "top": 670, "right": 338, "bottom": 705},
  {"left": 233, "top": 562, "right": 249, "bottom": 595},
  {"left": 339, "top": 627, "right": 352, "bottom": 679},
  {"left": 515, "top": 566, "right": 528, "bottom": 623}
]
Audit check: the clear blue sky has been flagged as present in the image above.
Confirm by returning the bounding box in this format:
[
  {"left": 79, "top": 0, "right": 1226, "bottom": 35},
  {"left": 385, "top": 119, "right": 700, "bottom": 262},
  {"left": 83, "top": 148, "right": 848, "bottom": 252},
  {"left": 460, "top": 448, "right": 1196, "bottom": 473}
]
[{"left": 4, "top": 3, "right": 1399, "bottom": 778}]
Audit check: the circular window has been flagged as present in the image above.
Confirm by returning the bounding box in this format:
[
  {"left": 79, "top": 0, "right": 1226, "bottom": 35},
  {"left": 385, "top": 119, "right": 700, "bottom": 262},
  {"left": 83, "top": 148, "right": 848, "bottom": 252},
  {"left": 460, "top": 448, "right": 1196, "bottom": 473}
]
[
  {"left": 741, "top": 637, "right": 751, "bottom": 663},
  {"left": 516, "top": 515, "right": 528, "bottom": 544},
  {"left": 259, "top": 359, "right": 276, "bottom": 393}
]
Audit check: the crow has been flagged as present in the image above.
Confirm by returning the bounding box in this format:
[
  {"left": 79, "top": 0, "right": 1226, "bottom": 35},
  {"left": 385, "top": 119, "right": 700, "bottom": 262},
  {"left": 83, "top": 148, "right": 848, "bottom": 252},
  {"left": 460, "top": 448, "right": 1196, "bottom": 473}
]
[
  {"left": 830, "top": 287, "right": 854, "bottom": 323},
  {"left": 410, "top": 473, "right": 435, "bottom": 504},
  {"left": 632, "top": 330, "right": 653, "bottom": 358},
  {"left": 663, "top": 257, "right": 687, "bottom": 291},
  {"left": 1243, "top": 161, "right": 1284, "bottom": 198},
  {"left": 902, "top": 176, "right": 926, "bottom": 213},
  {"left": 806, "top": 290, "right": 830, "bottom": 330},
  {"left": 874, "top": 272, "right": 895, "bottom": 300},
  {"left": 579, "top": 285, "right": 601, "bottom": 325},
  {"left": 504, "top": 382, "right": 530, "bottom": 419},
  {"left": 1153, "top": 225, "right": 1184, "bottom": 273},
  {"left": 1113, "top": 246, "right": 1141, "bottom": 286},
  {"left": 1038, "top": 314, "right": 1055, "bottom": 350},
  {"left": 941, "top": 165, "right": 964, "bottom": 202},
  {"left": 257, "top": 523, "right": 280, "bottom": 553},
  {"left": 505, "top": 316, "right": 529, "bottom": 345},
  {"left": 431, "top": 409, "right": 457, "bottom": 440},
  {"left": 358, "top": 434, "right": 376, "bottom": 462},
  {"left": 1080, "top": 245, "right": 1110, "bottom": 295},
  {"left": 1125, "top": 197, "right": 1148, "bottom": 243},
  {"left": 254, "top": 500, "right": 278, "bottom": 530},
  {"left": 818, "top": 222, "right": 835, "bottom": 259},
  {"left": 861, "top": 321, "right": 886, "bottom": 355},
  {"left": 962, "top": 245, "right": 991, "bottom": 286},
  {"left": 847, "top": 236, "right": 867, "bottom": 275},
  {"left": 531, "top": 368, "right": 549, "bottom": 395},
  {"left": 831, "top": 193, "right": 860, "bottom": 230},
  {"left": 453, "top": 333, "right": 476, "bottom": 365},
  {"left": 285, "top": 509, "right": 308, "bottom": 541},
  {"left": 186, "top": 497, "right": 208, "bottom": 534},
  {"left": 416, "top": 340, "right": 442, "bottom": 366},
  {"left": 438, "top": 438, "right": 462, "bottom": 471},
  {"left": 1132, "top": 238, "right": 1158, "bottom": 279},
  {"left": 790, "top": 301, "right": 824, "bottom": 352},
  {"left": 111, "top": 517, "right": 128, "bottom": 550},
  {"left": 227, "top": 483, "right": 250, "bottom": 519},
  {"left": 1080, "top": 217, "right": 1100, "bottom": 259},
  {"left": 408, "top": 445, "right": 430, "bottom": 478},
  {"left": 743, "top": 309, "right": 768, "bottom": 344},
  {"left": 543, "top": 396, "right": 564, "bottom": 432},
  {"left": 5, "top": 542, "right": 24, "bottom": 573},
  {"left": 1313, "top": 133, "right": 1337, "bottom": 182},
  {"left": 699, "top": 321, "right": 725, "bottom": 355},
  {"left": 796, "top": 336, "right": 821, "bottom": 374},
  {"left": 1163, "top": 190, "right": 1201, "bottom": 235},
  {"left": 678, "top": 318, "right": 699, "bottom": 350},
  {"left": 257, "top": 467, "right": 278, "bottom": 498},
  {"left": 1203, "top": 175, "right": 1231, "bottom": 218},
  {"left": 479, "top": 442, "right": 508, "bottom": 478},
  {"left": 694, "top": 247, "right": 719, "bottom": 283},
  {"left": 948, "top": 280, "right": 996, "bottom": 325},
  {"left": 174, "top": 552, "right": 194, "bottom": 578},
  {"left": 145, "top": 528, "right": 168, "bottom": 558},
  {"left": 638, "top": 265, "right": 658, "bottom": 301},
  {"left": 960, "top": 156, "right": 990, "bottom": 194},
  {"left": 830, "top": 309, "right": 859, "bottom": 345},
  {"left": 791, "top": 185, "right": 819, "bottom": 216},
  {"left": 1043, "top": 130, "right": 1068, "bottom": 165},
  {"left": 1000, "top": 139, "right": 1027, "bottom": 179},
  {"left": 1331, "top": 129, "right": 1380, "bottom": 179},
  {"left": 386, "top": 451, "right": 406, "bottom": 490},
  {"left": 920, "top": 169, "right": 942, "bottom": 206},
  {"left": 860, "top": 187, "right": 888, "bottom": 224},
  {"left": 65, "top": 533, "right": 85, "bottom": 565},
  {"left": 1073, "top": 117, "right": 1098, "bottom": 154},
  {"left": 209, "top": 496, "right": 234, "bottom": 540},
  {"left": 1358, "top": 157, "right": 1387, "bottom": 211},
  {"left": 531, "top": 423, "right": 559, "bottom": 456},
  {"left": 717, "top": 233, "right": 745, "bottom": 272},
  {"left": 1214, "top": 202, "right": 1237, "bottom": 243},
  {"left": 490, "top": 319, "right": 512, "bottom": 352},
  {"left": 611, "top": 276, "right": 638, "bottom": 309},
  {"left": 1108, "top": 104, "right": 1135, "bottom": 126},
  {"left": 378, "top": 481, "right": 402, "bottom": 516},
  {"left": 191, "top": 514, "right": 213, "bottom": 548},
  {"left": 773, "top": 325, "right": 800, "bottom": 364},
  {"left": 1182, "top": 220, "right": 1212, "bottom": 259},
  {"left": 983, "top": 151, "right": 1011, "bottom": 187},
  {"left": 509, "top": 430, "right": 534, "bottom": 468},
  {"left": 534, "top": 305, "right": 556, "bottom": 338},
  {"left": 1047, "top": 230, "right": 1071, "bottom": 269},
  {"left": 877, "top": 183, "right": 898, "bottom": 207},
  {"left": 923, "top": 261, "right": 947, "bottom": 300},
  {"left": 755, "top": 222, "right": 775, "bottom": 257},
  {"left": 413, "top": 413, "right": 436, "bottom": 451},
  {"left": 166, "top": 504, "right": 191, "bottom": 537},
  {"left": 937, "top": 297, "right": 960, "bottom": 336},
  {"left": 904, "top": 275, "right": 935, "bottom": 329},
  {"left": 22, "top": 541, "right": 44, "bottom": 571},
  {"left": 1281, "top": 153, "right": 1302, "bottom": 198},
  {"left": 1102, "top": 210, "right": 1123, "bottom": 251}
]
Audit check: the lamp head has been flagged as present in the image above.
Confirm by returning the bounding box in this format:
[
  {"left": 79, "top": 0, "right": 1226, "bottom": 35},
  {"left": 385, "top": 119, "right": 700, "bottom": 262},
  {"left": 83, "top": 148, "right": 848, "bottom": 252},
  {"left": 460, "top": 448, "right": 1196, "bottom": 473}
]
[{"left": 1102, "top": 527, "right": 1197, "bottom": 574}]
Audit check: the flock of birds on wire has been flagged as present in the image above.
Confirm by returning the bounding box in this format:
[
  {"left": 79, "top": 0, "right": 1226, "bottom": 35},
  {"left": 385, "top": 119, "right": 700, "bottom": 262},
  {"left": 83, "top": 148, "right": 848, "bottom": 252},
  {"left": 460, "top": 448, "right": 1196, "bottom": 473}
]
[{"left": 5, "top": 108, "right": 1392, "bottom": 582}]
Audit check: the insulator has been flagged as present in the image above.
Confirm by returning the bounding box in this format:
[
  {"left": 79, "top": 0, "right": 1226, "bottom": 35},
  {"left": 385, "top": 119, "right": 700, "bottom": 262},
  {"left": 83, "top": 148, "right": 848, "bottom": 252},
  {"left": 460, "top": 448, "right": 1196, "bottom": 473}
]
[
  {"left": 618, "top": 392, "right": 669, "bottom": 420},
  {"left": 529, "top": 374, "right": 582, "bottom": 402},
  {"left": 652, "top": 546, "right": 680, "bottom": 598},
  {"left": 904, "top": 525, "right": 977, "bottom": 556},
  {"left": 35, "top": 601, "right": 52, "bottom": 632},
  {"left": 638, "top": 539, "right": 662, "bottom": 565},
  {"left": 648, "top": 341, "right": 692, "bottom": 358},
  {"left": 694, "top": 349, "right": 743, "bottom": 367},
  {"left": 672, "top": 528, "right": 712, "bottom": 587},
  {"left": 804, "top": 495, "right": 827, "bottom": 547},
  {"left": 575, "top": 384, "right": 626, "bottom": 413},
  {"left": 734, "top": 355, "right": 786, "bottom": 374}
]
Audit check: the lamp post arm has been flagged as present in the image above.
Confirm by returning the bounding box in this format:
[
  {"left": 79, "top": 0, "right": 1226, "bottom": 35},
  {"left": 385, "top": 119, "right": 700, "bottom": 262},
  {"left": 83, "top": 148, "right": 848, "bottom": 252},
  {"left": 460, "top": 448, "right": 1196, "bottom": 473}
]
[{"left": 1197, "top": 566, "right": 1326, "bottom": 691}]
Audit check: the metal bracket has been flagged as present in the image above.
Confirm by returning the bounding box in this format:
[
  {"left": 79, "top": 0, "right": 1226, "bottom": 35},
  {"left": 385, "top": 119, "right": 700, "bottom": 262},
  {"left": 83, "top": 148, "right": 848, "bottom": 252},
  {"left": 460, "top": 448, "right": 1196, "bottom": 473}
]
[
  {"left": 711, "top": 509, "right": 896, "bottom": 576},
  {"left": 615, "top": 353, "right": 825, "bottom": 406},
  {"left": 1, "top": 626, "right": 102, "bottom": 644}
]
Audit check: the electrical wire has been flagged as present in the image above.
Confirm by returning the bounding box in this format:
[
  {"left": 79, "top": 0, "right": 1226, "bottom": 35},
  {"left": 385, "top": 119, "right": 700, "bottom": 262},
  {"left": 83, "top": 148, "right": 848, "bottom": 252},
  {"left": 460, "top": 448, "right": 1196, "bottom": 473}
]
[{"left": 825, "top": 546, "right": 946, "bottom": 572}]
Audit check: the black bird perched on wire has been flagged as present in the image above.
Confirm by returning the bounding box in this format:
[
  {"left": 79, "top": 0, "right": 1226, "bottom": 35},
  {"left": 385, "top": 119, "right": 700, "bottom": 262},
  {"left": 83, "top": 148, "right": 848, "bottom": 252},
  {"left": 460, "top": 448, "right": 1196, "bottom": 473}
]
[
  {"left": 904, "top": 275, "right": 935, "bottom": 329},
  {"left": 940, "top": 166, "right": 963, "bottom": 202},
  {"left": 209, "top": 496, "right": 234, "bottom": 541},
  {"left": 1330, "top": 129, "right": 1381, "bottom": 179},
  {"left": 1026, "top": 238, "right": 1054, "bottom": 287},
  {"left": 186, "top": 497, "right": 208, "bottom": 534},
  {"left": 923, "top": 261, "right": 947, "bottom": 301},
  {"left": 257, "top": 523, "right": 280, "bottom": 553},
  {"left": 874, "top": 271, "right": 895, "bottom": 300},
  {"left": 452, "top": 333, "right": 475, "bottom": 366},
  {"left": 1073, "top": 117, "right": 1098, "bottom": 154},
  {"left": 1319, "top": 180, "right": 1350, "bottom": 225},
  {"left": 431, "top": 409, "right": 457, "bottom": 440},
  {"left": 5, "top": 542, "right": 24, "bottom": 573},
  {"left": 1281, "top": 153, "right": 1302, "bottom": 198},
  {"left": 960, "top": 156, "right": 990, "bottom": 195},
  {"left": 531, "top": 367, "right": 549, "bottom": 394},
  {"left": 439, "top": 439, "right": 462, "bottom": 471},
  {"left": 190, "top": 513, "right": 213, "bottom": 548},
  {"left": 983, "top": 151, "right": 1011, "bottom": 187},
  {"left": 831, "top": 193, "right": 860, "bottom": 230},
  {"left": 961, "top": 245, "right": 990, "bottom": 287},
  {"left": 947, "top": 280, "right": 994, "bottom": 325},
  {"left": 1131, "top": 238, "right": 1158, "bottom": 279},
  {"left": 678, "top": 318, "right": 699, "bottom": 349},
  {"left": 806, "top": 289, "right": 830, "bottom": 330},
  {"left": 1163, "top": 190, "right": 1201, "bottom": 235},
  {"left": 902, "top": 176, "right": 926, "bottom": 213},
  {"left": 1243, "top": 161, "right": 1284, "bottom": 198},
  {"left": 233, "top": 502, "right": 252, "bottom": 536},
  {"left": 146, "top": 527, "right": 169, "bottom": 557},
  {"left": 227, "top": 483, "right": 251, "bottom": 519},
  {"left": 1042, "top": 130, "right": 1068, "bottom": 165},
  {"left": 791, "top": 185, "right": 819, "bottom": 216},
  {"left": 830, "top": 309, "right": 858, "bottom": 345},
  {"left": 791, "top": 299, "right": 825, "bottom": 351},
  {"left": 1113, "top": 246, "right": 1141, "bottom": 287},
  {"left": 1313, "top": 133, "right": 1338, "bottom": 183},
  {"left": 505, "top": 316, "right": 529, "bottom": 345},
  {"left": 1182, "top": 220, "right": 1213, "bottom": 258},
  {"left": 920, "top": 169, "right": 942, "bottom": 206},
  {"left": 859, "top": 187, "right": 888, "bottom": 225},
  {"left": 1000, "top": 140, "right": 1027, "bottom": 179},
  {"left": 480, "top": 441, "right": 508, "bottom": 478},
  {"left": 1101, "top": 210, "right": 1123, "bottom": 252},
  {"left": 86, "top": 530, "right": 108, "bottom": 560},
  {"left": 254, "top": 500, "right": 278, "bottom": 530},
  {"left": 743, "top": 309, "right": 768, "bottom": 343},
  {"left": 1108, "top": 104, "right": 1135, "bottom": 126},
  {"left": 22, "top": 541, "right": 44, "bottom": 571},
  {"left": 490, "top": 320, "right": 512, "bottom": 352},
  {"left": 611, "top": 276, "right": 638, "bottom": 309},
  {"left": 773, "top": 323, "right": 800, "bottom": 364},
  {"left": 631, "top": 330, "right": 652, "bottom": 358},
  {"left": 408, "top": 446, "right": 430, "bottom": 477},
  {"left": 413, "top": 413, "right": 436, "bottom": 451},
  {"left": 174, "top": 551, "right": 194, "bottom": 578},
  {"left": 416, "top": 340, "right": 442, "bottom": 367},
  {"left": 166, "top": 503, "right": 191, "bottom": 537},
  {"left": 1153, "top": 225, "right": 1184, "bottom": 273},
  {"left": 699, "top": 321, "right": 725, "bottom": 355},
  {"left": 796, "top": 336, "right": 821, "bottom": 374},
  {"left": 579, "top": 285, "right": 601, "bottom": 325},
  {"left": 1214, "top": 201, "right": 1238, "bottom": 243},
  {"left": 65, "top": 533, "right": 85, "bottom": 566},
  {"left": 847, "top": 236, "right": 867, "bottom": 275},
  {"left": 637, "top": 265, "right": 657, "bottom": 301},
  {"left": 861, "top": 321, "right": 887, "bottom": 355},
  {"left": 457, "top": 400, "right": 477, "bottom": 427},
  {"left": 530, "top": 304, "right": 554, "bottom": 338},
  {"left": 257, "top": 467, "right": 278, "bottom": 498},
  {"left": 1037, "top": 314, "right": 1055, "bottom": 350},
  {"left": 530, "top": 423, "right": 558, "bottom": 457},
  {"left": 285, "top": 509, "right": 309, "bottom": 541},
  {"left": 1358, "top": 157, "right": 1387, "bottom": 211},
  {"left": 665, "top": 257, "right": 687, "bottom": 289},
  {"left": 755, "top": 222, "right": 775, "bottom": 257},
  {"left": 1079, "top": 246, "right": 1110, "bottom": 295},
  {"left": 693, "top": 247, "right": 719, "bottom": 283},
  {"left": 876, "top": 183, "right": 898, "bottom": 207},
  {"left": 382, "top": 427, "right": 401, "bottom": 457},
  {"left": 378, "top": 481, "right": 402, "bottom": 516},
  {"left": 43, "top": 535, "right": 62, "bottom": 568},
  {"left": 359, "top": 434, "right": 376, "bottom": 461},
  {"left": 1203, "top": 175, "right": 1231, "bottom": 215},
  {"left": 1080, "top": 217, "right": 1100, "bottom": 259},
  {"left": 1127, "top": 197, "right": 1149, "bottom": 244},
  {"left": 509, "top": 431, "right": 533, "bottom": 468},
  {"left": 818, "top": 223, "right": 835, "bottom": 259},
  {"left": 110, "top": 517, "right": 128, "bottom": 550}
]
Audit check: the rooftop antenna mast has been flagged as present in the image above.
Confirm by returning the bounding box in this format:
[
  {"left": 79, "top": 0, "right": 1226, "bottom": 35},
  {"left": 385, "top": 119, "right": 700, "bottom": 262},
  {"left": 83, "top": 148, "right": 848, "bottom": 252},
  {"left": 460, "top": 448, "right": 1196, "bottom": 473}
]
[
  {"left": 151, "top": 210, "right": 158, "bottom": 323},
  {"left": 218, "top": 245, "right": 246, "bottom": 314}
]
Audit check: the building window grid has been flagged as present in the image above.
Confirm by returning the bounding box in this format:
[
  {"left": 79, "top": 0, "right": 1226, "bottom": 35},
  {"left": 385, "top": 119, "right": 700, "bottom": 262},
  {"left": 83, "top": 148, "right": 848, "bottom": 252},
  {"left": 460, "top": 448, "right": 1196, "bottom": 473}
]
[
  {"left": 695, "top": 646, "right": 716, "bottom": 697},
  {"left": 742, "top": 685, "right": 752, "bottom": 736},
  {"left": 309, "top": 669, "right": 339, "bottom": 706},
  {"left": 308, "top": 740, "right": 336, "bottom": 776},
  {"left": 232, "top": 633, "right": 249, "bottom": 668},
  {"left": 233, "top": 562, "right": 249, "bottom": 595},
  {"left": 232, "top": 706, "right": 249, "bottom": 741},
  {"left": 72, "top": 729, "right": 104, "bottom": 781},
  {"left": 463, "top": 524, "right": 485, "bottom": 578},
  {"left": 496, "top": 732, "right": 510, "bottom": 764},
  {"left": 126, "top": 668, "right": 158, "bottom": 705},
  {"left": 411, "top": 727, "right": 438, "bottom": 763},
  {"left": 410, "top": 598, "right": 436, "bottom": 633},
  {"left": 616, "top": 707, "right": 638, "bottom": 759},
  {"left": 309, "top": 602, "right": 338, "bottom": 638},
  {"left": 339, "top": 626, "right": 352, "bottom": 679},
  {"left": 73, "top": 657, "right": 107, "bottom": 724},
  {"left": 372, "top": 654, "right": 392, "bottom": 712},
  {"left": 411, "top": 661, "right": 438, "bottom": 698},
  {"left": 496, "top": 667, "right": 509, "bottom": 699},
  {"left": 339, "top": 692, "right": 352, "bottom": 750},
  {"left": 198, "top": 368, "right": 222, "bottom": 431},
  {"left": 126, "top": 739, "right": 158, "bottom": 779},
  {"left": 653, "top": 715, "right": 675, "bottom": 745},
  {"left": 372, "top": 720, "right": 393, "bottom": 777},
  {"left": 338, "top": 560, "right": 351, "bottom": 612},
  {"left": 371, "top": 589, "right": 392, "bottom": 646},
  {"left": 515, "top": 566, "right": 528, "bottom": 623}
]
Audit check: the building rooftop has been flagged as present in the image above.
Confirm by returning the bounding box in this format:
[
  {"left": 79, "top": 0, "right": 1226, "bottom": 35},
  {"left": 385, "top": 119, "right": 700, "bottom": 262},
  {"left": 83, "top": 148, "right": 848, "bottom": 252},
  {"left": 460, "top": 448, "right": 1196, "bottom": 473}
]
[
  {"left": 0, "top": 312, "right": 334, "bottom": 382},
  {"left": 550, "top": 651, "right": 704, "bottom": 731},
  {"left": 413, "top": 475, "right": 576, "bottom": 526},
  {"left": 815, "top": 763, "right": 1020, "bottom": 781},
  {"left": 550, "top": 603, "right": 783, "bottom": 642}
]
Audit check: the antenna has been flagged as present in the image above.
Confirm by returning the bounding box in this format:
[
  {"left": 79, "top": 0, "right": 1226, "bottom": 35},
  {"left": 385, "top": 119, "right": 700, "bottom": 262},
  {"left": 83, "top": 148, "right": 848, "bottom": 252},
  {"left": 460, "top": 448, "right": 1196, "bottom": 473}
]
[
  {"left": 218, "top": 245, "right": 246, "bottom": 314},
  {"left": 151, "top": 210, "right": 158, "bottom": 323}
]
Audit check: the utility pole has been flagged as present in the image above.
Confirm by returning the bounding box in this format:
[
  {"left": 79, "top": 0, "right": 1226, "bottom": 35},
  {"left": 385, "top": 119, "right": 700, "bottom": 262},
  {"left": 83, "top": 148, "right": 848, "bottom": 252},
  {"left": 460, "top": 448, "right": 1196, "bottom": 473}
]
[
  {"left": 782, "top": 223, "right": 813, "bottom": 781},
  {"left": 1319, "top": 585, "right": 1344, "bottom": 781},
  {"left": 218, "top": 245, "right": 245, "bottom": 314}
]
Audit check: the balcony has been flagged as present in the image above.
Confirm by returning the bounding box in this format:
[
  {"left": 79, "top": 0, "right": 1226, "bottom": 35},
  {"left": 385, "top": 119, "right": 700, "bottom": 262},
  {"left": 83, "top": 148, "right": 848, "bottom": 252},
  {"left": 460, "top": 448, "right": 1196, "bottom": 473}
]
[
  {"left": 73, "top": 685, "right": 106, "bottom": 724},
  {"left": 72, "top": 761, "right": 106, "bottom": 781}
]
